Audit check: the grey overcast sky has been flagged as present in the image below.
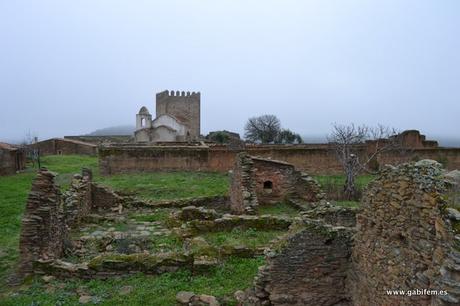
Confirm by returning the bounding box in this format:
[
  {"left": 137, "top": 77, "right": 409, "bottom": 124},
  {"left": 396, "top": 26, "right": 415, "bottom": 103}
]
[{"left": 0, "top": 0, "right": 459, "bottom": 143}]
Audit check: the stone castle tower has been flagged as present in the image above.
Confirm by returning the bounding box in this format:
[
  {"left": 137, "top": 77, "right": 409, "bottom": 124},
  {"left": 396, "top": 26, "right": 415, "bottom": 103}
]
[
  {"left": 134, "top": 90, "right": 201, "bottom": 142},
  {"left": 156, "top": 90, "right": 201, "bottom": 139}
]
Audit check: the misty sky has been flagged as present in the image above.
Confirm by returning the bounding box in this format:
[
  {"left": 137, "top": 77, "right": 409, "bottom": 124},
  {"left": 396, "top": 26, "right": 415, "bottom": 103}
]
[{"left": 0, "top": 0, "right": 459, "bottom": 143}]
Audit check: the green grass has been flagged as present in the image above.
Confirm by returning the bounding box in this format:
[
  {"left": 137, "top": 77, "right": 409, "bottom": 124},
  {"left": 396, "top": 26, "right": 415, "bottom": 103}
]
[
  {"left": 150, "top": 233, "right": 184, "bottom": 253},
  {"left": 129, "top": 209, "right": 172, "bottom": 223},
  {"left": 0, "top": 156, "right": 98, "bottom": 290},
  {"left": 95, "top": 172, "right": 229, "bottom": 201},
  {"left": 314, "top": 175, "right": 374, "bottom": 190},
  {"left": 203, "top": 228, "right": 285, "bottom": 249},
  {"left": 40, "top": 155, "right": 99, "bottom": 188},
  {"left": 1, "top": 257, "right": 264, "bottom": 305},
  {"left": 258, "top": 202, "right": 299, "bottom": 216},
  {"left": 0, "top": 170, "right": 35, "bottom": 288},
  {"left": 334, "top": 201, "right": 360, "bottom": 208}
]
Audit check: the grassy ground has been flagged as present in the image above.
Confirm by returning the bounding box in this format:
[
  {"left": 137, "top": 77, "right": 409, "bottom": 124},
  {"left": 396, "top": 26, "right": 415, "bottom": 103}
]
[
  {"left": 333, "top": 200, "right": 360, "bottom": 208},
  {"left": 314, "top": 174, "right": 374, "bottom": 203},
  {"left": 0, "top": 155, "right": 231, "bottom": 304},
  {"left": 314, "top": 175, "right": 374, "bottom": 190},
  {"left": 95, "top": 172, "right": 229, "bottom": 201},
  {"left": 203, "top": 228, "right": 285, "bottom": 249},
  {"left": 258, "top": 202, "right": 299, "bottom": 216},
  {"left": 2, "top": 257, "right": 264, "bottom": 306}
]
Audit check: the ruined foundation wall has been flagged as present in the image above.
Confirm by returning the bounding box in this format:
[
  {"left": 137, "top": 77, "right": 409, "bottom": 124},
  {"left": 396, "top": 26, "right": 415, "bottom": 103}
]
[
  {"left": 18, "top": 168, "right": 99, "bottom": 277},
  {"left": 18, "top": 169, "right": 66, "bottom": 276},
  {"left": 349, "top": 161, "right": 460, "bottom": 306},
  {"left": 247, "top": 220, "right": 353, "bottom": 306},
  {"left": 63, "top": 172, "right": 93, "bottom": 227}
]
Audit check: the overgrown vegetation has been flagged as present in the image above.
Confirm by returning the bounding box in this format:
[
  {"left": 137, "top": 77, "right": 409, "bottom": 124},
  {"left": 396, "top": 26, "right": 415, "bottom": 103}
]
[
  {"left": 1, "top": 257, "right": 264, "bottom": 305},
  {"left": 203, "top": 228, "right": 285, "bottom": 249}
]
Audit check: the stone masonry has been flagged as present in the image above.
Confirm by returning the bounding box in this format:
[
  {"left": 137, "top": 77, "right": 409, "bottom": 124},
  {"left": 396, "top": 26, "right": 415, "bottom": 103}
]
[
  {"left": 244, "top": 219, "right": 354, "bottom": 306},
  {"left": 230, "top": 153, "right": 323, "bottom": 214},
  {"left": 230, "top": 153, "right": 259, "bottom": 214},
  {"left": 18, "top": 169, "right": 66, "bottom": 276},
  {"left": 18, "top": 168, "right": 123, "bottom": 278},
  {"left": 241, "top": 160, "right": 460, "bottom": 305},
  {"left": 349, "top": 160, "right": 460, "bottom": 306}
]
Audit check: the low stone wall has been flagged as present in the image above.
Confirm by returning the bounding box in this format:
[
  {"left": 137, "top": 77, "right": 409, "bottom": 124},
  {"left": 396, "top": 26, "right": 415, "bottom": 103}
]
[
  {"left": 301, "top": 204, "right": 358, "bottom": 228},
  {"left": 18, "top": 168, "right": 126, "bottom": 278},
  {"left": 29, "top": 138, "right": 97, "bottom": 156},
  {"left": 91, "top": 183, "right": 125, "bottom": 211},
  {"left": 99, "top": 144, "right": 460, "bottom": 176}
]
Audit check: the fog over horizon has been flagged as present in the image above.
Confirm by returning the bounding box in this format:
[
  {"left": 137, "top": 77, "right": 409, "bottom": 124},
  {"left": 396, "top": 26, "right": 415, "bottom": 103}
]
[{"left": 1, "top": 1, "right": 459, "bottom": 145}]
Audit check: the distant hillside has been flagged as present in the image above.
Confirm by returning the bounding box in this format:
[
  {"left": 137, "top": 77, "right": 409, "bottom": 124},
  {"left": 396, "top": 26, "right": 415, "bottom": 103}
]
[{"left": 87, "top": 125, "right": 135, "bottom": 136}]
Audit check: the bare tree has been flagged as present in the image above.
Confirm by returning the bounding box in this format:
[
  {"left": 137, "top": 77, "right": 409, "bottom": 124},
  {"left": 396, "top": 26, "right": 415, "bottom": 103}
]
[
  {"left": 21, "top": 131, "right": 40, "bottom": 168},
  {"left": 328, "top": 123, "right": 402, "bottom": 200},
  {"left": 244, "top": 115, "right": 281, "bottom": 143}
]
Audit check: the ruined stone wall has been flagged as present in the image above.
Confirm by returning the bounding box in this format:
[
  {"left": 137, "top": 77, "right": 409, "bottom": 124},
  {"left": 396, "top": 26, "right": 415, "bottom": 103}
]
[
  {"left": 0, "top": 147, "right": 25, "bottom": 176},
  {"left": 245, "top": 220, "right": 353, "bottom": 306},
  {"left": 18, "top": 169, "right": 66, "bottom": 276},
  {"left": 99, "top": 144, "right": 460, "bottom": 175},
  {"left": 91, "top": 183, "right": 125, "bottom": 211},
  {"left": 349, "top": 161, "right": 459, "bottom": 306},
  {"left": 229, "top": 153, "right": 258, "bottom": 214},
  {"left": 30, "top": 138, "right": 97, "bottom": 156},
  {"left": 252, "top": 157, "right": 322, "bottom": 204},
  {"left": 18, "top": 168, "right": 103, "bottom": 277},
  {"left": 229, "top": 153, "right": 322, "bottom": 214},
  {"left": 63, "top": 172, "right": 92, "bottom": 227},
  {"left": 156, "top": 90, "right": 200, "bottom": 139},
  {"left": 64, "top": 135, "right": 132, "bottom": 145}
]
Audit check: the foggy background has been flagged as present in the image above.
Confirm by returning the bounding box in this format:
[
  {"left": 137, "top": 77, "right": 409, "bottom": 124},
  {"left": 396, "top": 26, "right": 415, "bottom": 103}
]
[{"left": 0, "top": 0, "right": 459, "bottom": 146}]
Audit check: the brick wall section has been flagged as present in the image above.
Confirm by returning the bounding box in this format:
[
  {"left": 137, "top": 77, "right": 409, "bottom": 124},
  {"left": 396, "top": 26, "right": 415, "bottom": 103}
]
[
  {"left": 30, "top": 138, "right": 97, "bottom": 156},
  {"left": 229, "top": 154, "right": 323, "bottom": 214},
  {"left": 18, "top": 169, "right": 66, "bottom": 276},
  {"left": 349, "top": 161, "right": 458, "bottom": 306},
  {"left": 99, "top": 144, "right": 460, "bottom": 176},
  {"left": 252, "top": 157, "right": 323, "bottom": 204},
  {"left": 248, "top": 220, "right": 353, "bottom": 306},
  {"left": 229, "top": 153, "right": 258, "bottom": 214}
]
